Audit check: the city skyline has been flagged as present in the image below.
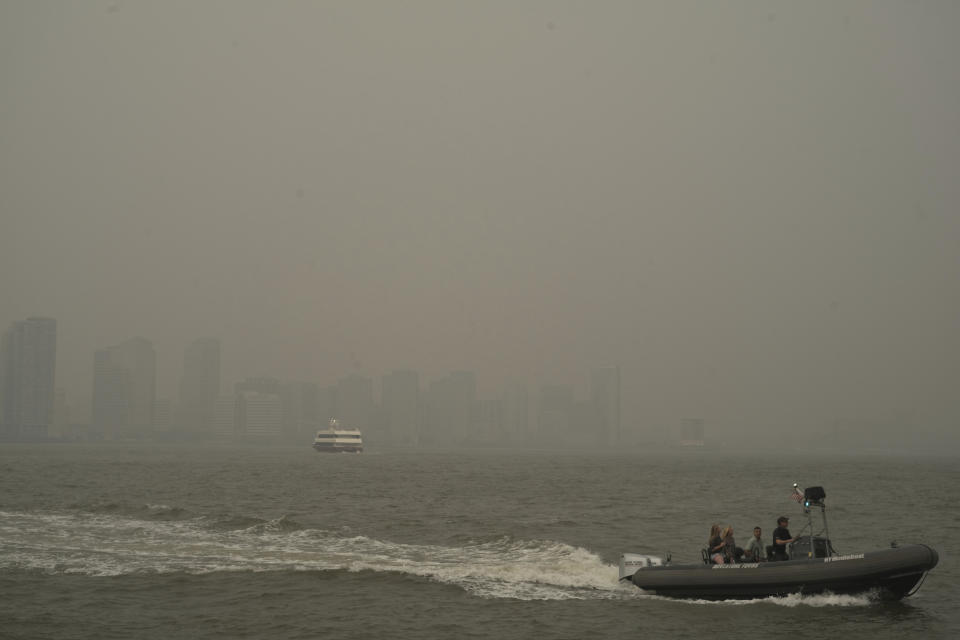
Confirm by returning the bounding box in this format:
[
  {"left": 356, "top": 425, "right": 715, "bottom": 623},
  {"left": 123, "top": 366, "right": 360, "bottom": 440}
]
[
  {"left": 1, "top": 314, "right": 955, "bottom": 451},
  {"left": 3, "top": 2, "right": 958, "bottom": 452}
]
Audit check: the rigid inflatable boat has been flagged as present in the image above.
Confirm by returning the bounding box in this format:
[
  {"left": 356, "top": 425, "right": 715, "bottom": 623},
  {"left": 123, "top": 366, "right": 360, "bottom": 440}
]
[{"left": 619, "top": 485, "right": 938, "bottom": 601}]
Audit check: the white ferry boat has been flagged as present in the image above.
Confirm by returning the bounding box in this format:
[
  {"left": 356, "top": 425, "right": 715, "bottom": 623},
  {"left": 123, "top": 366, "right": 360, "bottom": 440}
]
[{"left": 312, "top": 418, "right": 363, "bottom": 453}]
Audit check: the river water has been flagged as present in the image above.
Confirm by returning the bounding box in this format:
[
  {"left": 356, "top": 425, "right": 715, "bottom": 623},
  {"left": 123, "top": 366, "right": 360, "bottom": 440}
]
[{"left": 1, "top": 444, "right": 957, "bottom": 639}]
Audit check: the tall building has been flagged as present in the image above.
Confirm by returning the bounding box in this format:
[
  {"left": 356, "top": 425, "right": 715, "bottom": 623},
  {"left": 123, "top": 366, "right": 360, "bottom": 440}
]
[
  {"left": 92, "top": 347, "right": 130, "bottom": 440},
  {"left": 424, "top": 371, "right": 476, "bottom": 446},
  {"left": 240, "top": 391, "right": 282, "bottom": 439},
  {"left": 153, "top": 398, "right": 172, "bottom": 436},
  {"left": 0, "top": 317, "right": 57, "bottom": 440},
  {"left": 591, "top": 365, "right": 621, "bottom": 447},
  {"left": 280, "top": 380, "right": 319, "bottom": 442},
  {"left": 337, "top": 374, "right": 373, "bottom": 433},
  {"left": 538, "top": 384, "right": 574, "bottom": 446},
  {"left": 235, "top": 376, "right": 280, "bottom": 396},
  {"left": 382, "top": 369, "right": 419, "bottom": 446},
  {"left": 178, "top": 338, "right": 220, "bottom": 437},
  {"left": 503, "top": 382, "right": 529, "bottom": 445},
  {"left": 92, "top": 337, "right": 156, "bottom": 439},
  {"left": 213, "top": 394, "right": 239, "bottom": 438}
]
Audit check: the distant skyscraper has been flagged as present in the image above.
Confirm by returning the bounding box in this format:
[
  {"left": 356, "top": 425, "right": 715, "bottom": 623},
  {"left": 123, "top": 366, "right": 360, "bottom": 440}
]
[
  {"left": 280, "top": 380, "right": 319, "bottom": 442},
  {"left": 538, "top": 384, "right": 574, "bottom": 445},
  {"left": 337, "top": 374, "right": 373, "bottom": 432},
  {"left": 382, "top": 370, "right": 420, "bottom": 446},
  {"left": 503, "top": 382, "right": 529, "bottom": 444},
  {"left": 0, "top": 317, "right": 57, "bottom": 440},
  {"left": 213, "top": 394, "right": 239, "bottom": 438},
  {"left": 92, "top": 347, "right": 130, "bottom": 440},
  {"left": 424, "top": 371, "right": 476, "bottom": 446},
  {"left": 179, "top": 338, "right": 220, "bottom": 436},
  {"left": 239, "top": 391, "right": 282, "bottom": 438},
  {"left": 92, "top": 337, "right": 156, "bottom": 439},
  {"left": 591, "top": 365, "right": 621, "bottom": 447},
  {"left": 235, "top": 376, "right": 281, "bottom": 396},
  {"left": 153, "top": 398, "right": 172, "bottom": 435}
]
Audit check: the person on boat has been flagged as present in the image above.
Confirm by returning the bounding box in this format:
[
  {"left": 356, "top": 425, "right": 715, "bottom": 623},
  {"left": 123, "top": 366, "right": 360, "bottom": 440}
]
[
  {"left": 708, "top": 524, "right": 725, "bottom": 564},
  {"left": 772, "top": 516, "right": 796, "bottom": 561},
  {"left": 721, "top": 526, "right": 740, "bottom": 563},
  {"left": 744, "top": 526, "right": 765, "bottom": 562}
]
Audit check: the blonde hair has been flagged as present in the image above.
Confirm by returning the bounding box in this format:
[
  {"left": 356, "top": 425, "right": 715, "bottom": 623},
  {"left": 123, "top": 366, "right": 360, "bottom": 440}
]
[
  {"left": 721, "top": 526, "right": 733, "bottom": 539},
  {"left": 709, "top": 523, "right": 721, "bottom": 543}
]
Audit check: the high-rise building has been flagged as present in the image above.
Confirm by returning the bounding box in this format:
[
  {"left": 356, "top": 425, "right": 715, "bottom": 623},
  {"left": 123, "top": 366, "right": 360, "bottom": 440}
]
[
  {"left": 92, "top": 347, "right": 130, "bottom": 440},
  {"left": 382, "top": 369, "right": 419, "bottom": 446},
  {"left": 153, "top": 398, "right": 172, "bottom": 436},
  {"left": 213, "top": 394, "right": 239, "bottom": 438},
  {"left": 92, "top": 337, "right": 156, "bottom": 439},
  {"left": 503, "top": 382, "right": 529, "bottom": 445},
  {"left": 424, "top": 371, "right": 476, "bottom": 446},
  {"left": 337, "top": 374, "right": 373, "bottom": 433},
  {"left": 234, "top": 376, "right": 281, "bottom": 396},
  {"left": 178, "top": 338, "right": 220, "bottom": 436},
  {"left": 0, "top": 317, "right": 57, "bottom": 440},
  {"left": 52, "top": 387, "right": 70, "bottom": 439},
  {"left": 280, "top": 380, "right": 319, "bottom": 442},
  {"left": 591, "top": 365, "right": 621, "bottom": 447},
  {"left": 538, "top": 384, "right": 574, "bottom": 445},
  {"left": 240, "top": 391, "right": 282, "bottom": 439}
]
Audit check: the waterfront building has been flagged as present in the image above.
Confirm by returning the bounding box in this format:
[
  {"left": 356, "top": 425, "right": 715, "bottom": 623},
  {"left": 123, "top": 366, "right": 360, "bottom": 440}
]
[
  {"left": 240, "top": 391, "right": 282, "bottom": 438},
  {"left": 0, "top": 317, "right": 57, "bottom": 440},
  {"left": 92, "top": 337, "right": 156, "bottom": 439},
  {"left": 178, "top": 338, "right": 220, "bottom": 436},
  {"left": 382, "top": 369, "right": 419, "bottom": 446}
]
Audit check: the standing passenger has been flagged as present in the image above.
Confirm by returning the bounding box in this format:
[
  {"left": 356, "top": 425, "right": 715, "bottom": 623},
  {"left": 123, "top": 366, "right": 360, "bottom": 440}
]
[{"left": 772, "top": 516, "right": 796, "bottom": 561}]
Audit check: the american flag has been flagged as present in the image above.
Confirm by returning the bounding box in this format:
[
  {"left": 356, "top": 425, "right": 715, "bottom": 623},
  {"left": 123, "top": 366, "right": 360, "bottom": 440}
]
[{"left": 791, "top": 488, "right": 804, "bottom": 502}]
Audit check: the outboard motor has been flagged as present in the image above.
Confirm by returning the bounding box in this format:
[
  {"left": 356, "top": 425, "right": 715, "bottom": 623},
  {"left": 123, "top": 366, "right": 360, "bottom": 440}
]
[{"left": 619, "top": 554, "right": 664, "bottom": 581}]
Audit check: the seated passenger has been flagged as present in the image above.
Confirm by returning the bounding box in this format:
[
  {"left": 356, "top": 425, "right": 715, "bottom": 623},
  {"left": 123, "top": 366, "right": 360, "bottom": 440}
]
[
  {"left": 744, "top": 526, "right": 765, "bottom": 562},
  {"left": 721, "top": 526, "right": 739, "bottom": 563},
  {"left": 708, "top": 524, "right": 724, "bottom": 564}
]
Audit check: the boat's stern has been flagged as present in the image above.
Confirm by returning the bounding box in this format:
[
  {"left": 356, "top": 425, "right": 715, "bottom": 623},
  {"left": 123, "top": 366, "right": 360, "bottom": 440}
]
[{"left": 619, "top": 553, "right": 664, "bottom": 581}]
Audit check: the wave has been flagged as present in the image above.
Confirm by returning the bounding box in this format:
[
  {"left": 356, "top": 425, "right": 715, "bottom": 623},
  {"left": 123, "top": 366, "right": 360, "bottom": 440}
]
[
  {"left": 204, "top": 513, "right": 305, "bottom": 533},
  {"left": 64, "top": 501, "right": 193, "bottom": 521},
  {"left": 652, "top": 590, "right": 876, "bottom": 607}
]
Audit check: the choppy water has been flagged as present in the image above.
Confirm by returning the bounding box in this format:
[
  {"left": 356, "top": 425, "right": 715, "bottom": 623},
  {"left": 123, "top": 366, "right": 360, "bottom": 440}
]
[{"left": 1, "top": 444, "right": 957, "bottom": 639}]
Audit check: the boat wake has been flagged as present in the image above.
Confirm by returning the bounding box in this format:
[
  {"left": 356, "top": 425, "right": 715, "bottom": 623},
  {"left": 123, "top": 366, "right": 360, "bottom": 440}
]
[{"left": 0, "top": 509, "right": 628, "bottom": 601}]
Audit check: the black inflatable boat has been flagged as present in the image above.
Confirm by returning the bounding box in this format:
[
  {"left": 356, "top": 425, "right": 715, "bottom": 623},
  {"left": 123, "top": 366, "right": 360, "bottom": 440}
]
[{"left": 619, "top": 486, "right": 939, "bottom": 601}]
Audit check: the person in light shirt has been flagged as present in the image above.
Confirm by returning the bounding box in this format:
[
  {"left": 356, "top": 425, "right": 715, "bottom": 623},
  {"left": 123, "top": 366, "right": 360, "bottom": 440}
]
[{"left": 744, "top": 526, "right": 766, "bottom": 562}]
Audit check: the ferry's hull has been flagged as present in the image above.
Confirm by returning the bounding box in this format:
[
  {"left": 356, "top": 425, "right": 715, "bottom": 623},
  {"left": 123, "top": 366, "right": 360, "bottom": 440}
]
[
  {"left": 626, "top": 544, "right": 937, "bottom": 601},
  {"left": 312, "top": 444, "right": 363, "bottom": 453}
]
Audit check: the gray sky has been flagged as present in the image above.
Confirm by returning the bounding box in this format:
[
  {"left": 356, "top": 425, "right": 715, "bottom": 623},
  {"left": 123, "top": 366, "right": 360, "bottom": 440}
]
[{"left": 2, "top": 1, "right": 958, "bottom": 447}]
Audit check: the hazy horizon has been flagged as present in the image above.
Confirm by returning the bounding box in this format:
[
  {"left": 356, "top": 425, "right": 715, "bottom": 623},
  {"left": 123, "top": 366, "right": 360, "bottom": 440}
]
[{"left": 3, "top": 1, "right": 958, "bottom": 450}]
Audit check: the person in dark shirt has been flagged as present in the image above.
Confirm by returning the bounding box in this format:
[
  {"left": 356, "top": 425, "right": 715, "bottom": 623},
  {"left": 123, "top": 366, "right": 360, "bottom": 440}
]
[{"left": 772, "top": 516, "right": 796, "bottom": 561}]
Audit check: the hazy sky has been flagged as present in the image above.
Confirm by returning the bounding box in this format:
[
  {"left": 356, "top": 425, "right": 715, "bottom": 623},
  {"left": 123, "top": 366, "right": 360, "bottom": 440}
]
[{"left": 2, "top": 1, "right": 958, "bottom": 446}]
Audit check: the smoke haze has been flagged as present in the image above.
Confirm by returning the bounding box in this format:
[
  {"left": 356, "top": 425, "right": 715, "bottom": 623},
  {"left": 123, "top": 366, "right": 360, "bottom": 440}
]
[{"left": 2, "top": 1, "right": 958, "bottom": 450}]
